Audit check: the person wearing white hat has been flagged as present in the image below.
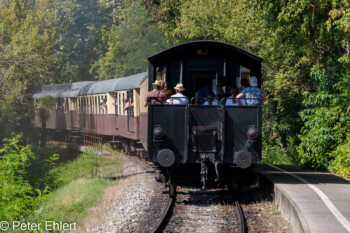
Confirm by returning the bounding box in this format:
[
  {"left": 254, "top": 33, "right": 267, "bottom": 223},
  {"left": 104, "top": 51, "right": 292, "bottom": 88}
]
[
  {"left": 170, "top": 83, "right": 189, "bottom": 105},
  {"left": 236, "top": 76, "right": 266, "bottom": 106}
]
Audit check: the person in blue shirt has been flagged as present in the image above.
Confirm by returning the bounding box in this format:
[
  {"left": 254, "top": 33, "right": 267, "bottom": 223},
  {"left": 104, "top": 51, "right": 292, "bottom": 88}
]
[
  {"left": 196, "top": 81, "right": 212, "bottom": 104},
  {"left": 236, "top": 76, "right": 266, "bottom": 106}
]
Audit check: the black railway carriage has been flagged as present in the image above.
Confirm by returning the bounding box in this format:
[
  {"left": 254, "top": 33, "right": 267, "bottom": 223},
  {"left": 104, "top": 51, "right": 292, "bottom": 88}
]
[{"left": 147, "top": 41, "right": 263, "bottom": 190}]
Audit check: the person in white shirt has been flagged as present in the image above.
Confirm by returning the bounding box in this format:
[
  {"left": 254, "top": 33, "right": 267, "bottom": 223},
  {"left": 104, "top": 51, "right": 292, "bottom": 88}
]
[{"left": 170, "top": 83, "right": 189, "bottom": 105}]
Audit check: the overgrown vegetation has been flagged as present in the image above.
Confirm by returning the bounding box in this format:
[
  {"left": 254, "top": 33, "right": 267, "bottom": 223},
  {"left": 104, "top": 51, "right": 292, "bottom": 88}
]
[
  {"left": 0, "top": 136, "right": 40, "bottom": 222},
  {"left": 0, "top": 136, "right": 121, "bottom": 224}
]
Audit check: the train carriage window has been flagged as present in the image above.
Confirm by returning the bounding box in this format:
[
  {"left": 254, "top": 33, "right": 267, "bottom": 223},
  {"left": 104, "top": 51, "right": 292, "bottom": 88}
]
[
  {"left": 126, "top": 90, "right": 134, "bottom": 117},
  {"left": 99, "top": 95, "right": 102, "bottom": 114},
  {"left": 90, "top": 97, "right": 92, "bottom": 114},
  {"left": 118, "top": 93, "right": 121, "bottom": 114},
  {"left": 85, "top": 97, "right": 87, "bottom": 114},
  {"left": 93, "top": 96, "right": 95, "bottom": 113},
  {"left": 91, "top": 97, "right": 93, "bottom": 113},
  {"left": 98, "top": 96, "right": 101, "bottom": 113},
  {"left": 104, "top": 95, "right": 108, "bottom": 114},
  {"left": 114, "top": 93, "right": 118, "bottom": 115},
  {"left": 94, "top": 96, "right": 96, "bottom": 114},
  {"left": 91, "top": 96, "right": 94, "bottom": 113},
  {"left": 122, "top": 93, "right": 125, "bottom": 114}
]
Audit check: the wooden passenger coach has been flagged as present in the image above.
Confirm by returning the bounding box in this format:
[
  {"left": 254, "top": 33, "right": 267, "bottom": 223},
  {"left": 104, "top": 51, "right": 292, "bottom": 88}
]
[{"left": 33, "top": 73, "right": 149, "bottom": 151}]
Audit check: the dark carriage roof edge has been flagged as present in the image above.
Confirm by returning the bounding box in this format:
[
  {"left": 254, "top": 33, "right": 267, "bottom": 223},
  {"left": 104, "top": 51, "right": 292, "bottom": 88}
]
[{"left": 147, "top": 40, "right": 264, "bottom": 64}]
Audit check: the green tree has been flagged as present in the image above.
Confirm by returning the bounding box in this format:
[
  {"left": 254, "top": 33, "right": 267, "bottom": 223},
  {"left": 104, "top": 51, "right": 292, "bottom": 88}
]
[
  {"left": 52, "top": 0, "right": 117, "bottom": 83},
  {"left": 91, "top": 0, "right": 170, "bottom": 80},
  {"left": 0, "top": 0, "right": 66, "bottom": 142}
]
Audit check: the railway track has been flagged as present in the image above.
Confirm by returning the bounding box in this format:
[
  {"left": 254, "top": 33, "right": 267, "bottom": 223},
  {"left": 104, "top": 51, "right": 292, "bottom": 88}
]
[
  {"left": 150, "top": 186, "right": 247, "bottom": 233},
  {"left": 114, "top": 152, "right": 249, "bottom": 232},
  {"left": 235, "top": 200, "right": 246, "bottom": 233}
]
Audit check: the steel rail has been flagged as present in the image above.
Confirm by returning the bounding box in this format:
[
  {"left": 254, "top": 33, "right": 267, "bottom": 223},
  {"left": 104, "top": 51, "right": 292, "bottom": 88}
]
[
  {"left": 235, "top": 200, "right": 246, "bottom": 233},
  {"left": 150, "top": 196, "right": 174, "bottom": 233}
]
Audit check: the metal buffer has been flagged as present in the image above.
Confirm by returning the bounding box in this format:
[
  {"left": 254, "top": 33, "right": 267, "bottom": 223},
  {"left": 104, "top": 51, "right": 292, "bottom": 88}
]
[{"left": 234, "top": 125, "right": 258, "bottom": 169}]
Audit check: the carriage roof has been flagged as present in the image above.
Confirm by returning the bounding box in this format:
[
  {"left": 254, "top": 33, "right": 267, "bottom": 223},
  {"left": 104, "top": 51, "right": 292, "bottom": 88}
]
[
  {"left": 148, "top": 40, "right": 263, "bottom": 67},
  {"left": 32, "top": 81, "right": 95, "bottom": 99},
  {"left": 33, "top": 72, "right": 148, "bottom": 99},
  {"left": 78, "top": 72, "right": 147, "bottom": 95}
]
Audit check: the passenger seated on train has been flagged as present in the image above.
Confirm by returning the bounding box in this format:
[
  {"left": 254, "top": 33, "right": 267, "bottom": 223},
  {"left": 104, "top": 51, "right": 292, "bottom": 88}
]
[
  {"left": 123, "top": 98, "right": 134, "bottom": 111},
  {"left": 213, "top": 76, "right": 226, "bottom": 100},
  {"left": 170, "top": 83, "right": 189, "bottom": 105},
  {"left": 226, "top": 87, "right": 244, "bottom": 106},
  {"left": 196, "top": 81, "right": 212, "bottom": 104},
  {"left": 203, "top": 92, "right": 219, "bottom": 105},
  {"left": 164, "top": 89, "right": 172, "bottom": 104},
  {"left": 236, "top": 76, "right": 266, "bottom": 106},
  {"left": 159, "top": 80, "right": 165, "bottom": 91},
  {"left": 163, "top": 82, "right": 168, "bottom": 92},
  {"left": 144, "top": 80, "right": 166, "bottom": 107},
  {"left": 100, "top": 97, "right": 107, "bottom": 110}
]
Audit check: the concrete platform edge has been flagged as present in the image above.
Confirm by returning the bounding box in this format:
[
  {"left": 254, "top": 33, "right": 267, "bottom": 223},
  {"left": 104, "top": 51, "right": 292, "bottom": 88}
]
[{"left": 274, "top": 183, "right": 310, "bottom": 233}]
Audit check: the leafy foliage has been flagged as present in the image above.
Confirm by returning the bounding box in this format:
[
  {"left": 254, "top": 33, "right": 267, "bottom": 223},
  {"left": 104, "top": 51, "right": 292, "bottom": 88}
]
[
  {"left": 297, "top": 67, "right": 349, "bottom": 169},
  {"left": 0, "top": 135, "right": 39, "bottom": 221},
  {"left": 91, "top": 0, "right": 170, "bottom": 79},
  {"left": 329, "top": 140, "right": 350, "bottom": 178}
]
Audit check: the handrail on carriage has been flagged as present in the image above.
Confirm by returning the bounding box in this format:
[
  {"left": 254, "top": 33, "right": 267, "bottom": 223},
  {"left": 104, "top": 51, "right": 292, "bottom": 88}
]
[
  {"left": 147, "top": 96, "right": 189, "bottom": 106},
  {"left": 148, "top": 96, "right": 262, "bottom": 106}
]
